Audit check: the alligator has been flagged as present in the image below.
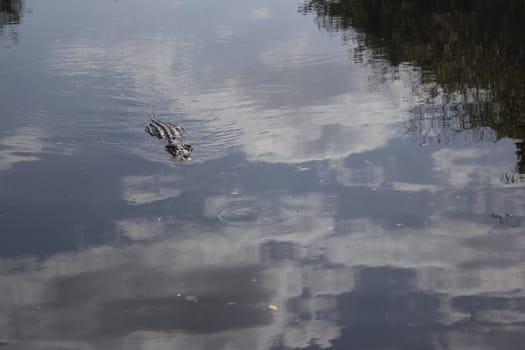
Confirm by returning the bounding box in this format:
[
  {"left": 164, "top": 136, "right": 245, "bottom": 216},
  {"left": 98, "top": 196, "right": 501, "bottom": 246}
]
[{"left": 145, "top": 113, "right": 193, "bottom": 160}]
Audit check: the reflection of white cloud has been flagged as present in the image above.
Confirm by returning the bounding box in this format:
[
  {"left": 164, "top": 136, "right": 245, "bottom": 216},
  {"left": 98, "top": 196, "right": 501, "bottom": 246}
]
[
  {"left": 215, "top": 24, "right": 235, "bottom": 43},
  {"left": 51, "top": 27, "right": 410, "bottom": 165},
  {"left": 330, "top": 159, "right": 385, "bottom": 187},
  {"left": 477, "top": 309, "right": 525, "bottom": 324},
  {"left": 283, "top": 319, "right": 341, "bottom": 349},
  {"left": 116, "top": 217, "right": 173, "bottom": 241},
  {"left": 34, "top": 4, "right": 525, "bottom": 348},
  {"left": 391, "top": 181, "right": 440, "bottom": 193},
  {"left": 469, "top": 187, "right": 525, "bottom": 218},
  {"left": 250, "top": 7, "right": 272, "bottom": 20},
  {"left": 52, "top": 38, "right": 199, "bottom": 106},
  {"left": 0, "top": 192, "right": 343, "bottom": 349},
  {"left": 172, "top": 0, "right": 184, "bottom": 9},
  {"left": 52, "top": 39, "right": 242, "bottom": 163},
  {"left": 432, "top": 148, "right": 508, "bottom": 187},
  {"left": 304, "top": 268, "right": 355, "bottom": 296},
  {"left": 437, "top": 329, "right": 523, "bottom": 350},
  {"left": 322, "top": 215, "right": 525, "bottom": 297},
  {"left": 0, "top": 130, "right": 40, "bottom": 171},
  {"left": 436, "top": 297, "right": 471, "bottom": 326},
  {"left": 121, "top": 175, "right": 180, "bottom": 205},
  {"left": 0, "top": 127, "right": 72, "bottom": 171},
  {"left": 416, "top": 263, "right": 525, "bottom": 296},
  {"left": 241, "top": 111, "right": 396, "bottom": 164},
  {"left": 120, "top": 329, "right": 276, "bottom": 350},
  {"left": 2, "top": 184, "right": 525, "bottom": 348},
  {"left": 258, "top": 33, "right": 310, "bottom": 68}
]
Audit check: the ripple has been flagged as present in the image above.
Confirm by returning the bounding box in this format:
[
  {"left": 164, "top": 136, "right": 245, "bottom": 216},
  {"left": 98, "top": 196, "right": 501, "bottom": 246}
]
[{"left": 214, "top": 198, "right": 301, "bottom": 227}]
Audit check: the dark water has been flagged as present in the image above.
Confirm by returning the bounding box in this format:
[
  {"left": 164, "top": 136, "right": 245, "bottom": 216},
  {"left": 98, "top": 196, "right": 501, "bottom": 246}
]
[{"left": 1, "top": 0, "right": 525, "bottom": 349}]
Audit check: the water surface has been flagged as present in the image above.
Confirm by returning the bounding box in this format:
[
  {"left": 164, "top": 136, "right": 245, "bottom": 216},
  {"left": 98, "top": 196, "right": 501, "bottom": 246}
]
[{"left": 1, "top": 0, "right": 525, "bottom": 349}]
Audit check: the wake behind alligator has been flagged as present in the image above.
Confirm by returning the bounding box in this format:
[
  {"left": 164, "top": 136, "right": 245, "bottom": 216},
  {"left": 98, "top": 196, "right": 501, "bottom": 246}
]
[{"left": 145, "top": 113, "right": 193, "bottom": 160}]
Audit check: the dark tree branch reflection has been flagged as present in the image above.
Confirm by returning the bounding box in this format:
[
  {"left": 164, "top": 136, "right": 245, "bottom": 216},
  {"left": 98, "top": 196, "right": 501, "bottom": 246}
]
[{"left": 301, "top": 0, "right": 525, "bottom": 173}]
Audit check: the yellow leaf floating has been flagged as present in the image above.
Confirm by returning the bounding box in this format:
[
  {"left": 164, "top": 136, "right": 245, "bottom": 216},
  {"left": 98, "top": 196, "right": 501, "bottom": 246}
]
[
  {"left": 268, "top": 304, "right": 278, "bottom": 311},
  {"left": 185, "top": 295, "right": 199, "bottom": 303}
]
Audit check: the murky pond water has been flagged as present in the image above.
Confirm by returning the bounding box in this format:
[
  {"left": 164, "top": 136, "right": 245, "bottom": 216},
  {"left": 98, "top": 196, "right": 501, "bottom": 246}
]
[{"left": 1, "top": 0, "right": 525, "bottom": 349}]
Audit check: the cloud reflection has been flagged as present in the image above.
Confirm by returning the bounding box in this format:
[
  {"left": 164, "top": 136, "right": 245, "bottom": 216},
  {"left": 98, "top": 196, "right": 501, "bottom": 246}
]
[
  {"left": 0, "top": 127, "right": 72, "bottom": 172},
  {"left": 18, "top": 1, "right": 525, "bottom": 349},
  {"left": 50, "top": 21, "right": 412, "bottom": 165},
  {"left": 121, "top": 175, "right": 181, "bottom": 206},
  {"left": 1, "top": 176, "right": 525, "bottom": 348},
  {"left": 250, "top": 7, "right": 272, "bottom": 20},
  {"left": 432, "top": 147, "right": 509, "bottom": 188}
]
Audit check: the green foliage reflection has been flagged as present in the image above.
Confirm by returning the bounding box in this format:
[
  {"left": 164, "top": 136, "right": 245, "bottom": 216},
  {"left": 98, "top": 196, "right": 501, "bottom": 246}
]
[
  {"left": 0, "top": 0, "right": 22, "bottom": 27},
  {"left": 301, "top": 0, "right": 525, "bottom": 173},
  {"left": 0, "top": 0, "right": 23, "bottom": 42}
]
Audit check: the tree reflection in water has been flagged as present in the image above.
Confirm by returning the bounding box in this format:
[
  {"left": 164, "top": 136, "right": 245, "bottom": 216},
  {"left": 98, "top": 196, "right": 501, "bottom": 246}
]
[
  {"left": 0, "top": 0, "right": 23, "bottom": 42},
  {"left": 300, "top": 0, "right": 525, "bottom": 174}
]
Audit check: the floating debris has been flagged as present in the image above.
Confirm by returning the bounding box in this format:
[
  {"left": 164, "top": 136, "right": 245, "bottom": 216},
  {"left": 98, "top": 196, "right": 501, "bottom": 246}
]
[
  {"left": 184, "top": 295, "right": 199, "bottom": 303},
  {"left": 268, "top": 304, "right": 278, "bottom": 311},
  {"left": 490, "top": 213, "right": 521, "bottom": 226}
]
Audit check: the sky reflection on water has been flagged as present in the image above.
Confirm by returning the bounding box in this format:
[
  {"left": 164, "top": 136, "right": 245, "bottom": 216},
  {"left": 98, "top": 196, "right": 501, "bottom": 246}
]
[{"left": 1, "top": 0, "right": 525, "bottom": 349}]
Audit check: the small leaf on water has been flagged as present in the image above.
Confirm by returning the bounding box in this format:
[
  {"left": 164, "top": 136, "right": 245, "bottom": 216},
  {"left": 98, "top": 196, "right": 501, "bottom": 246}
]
[
  {"left": 185, "top": 295, "right": 198, "bottom": 303},
  {"left": 268, "top": 304, "right": 278, "bottom": 311}
]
